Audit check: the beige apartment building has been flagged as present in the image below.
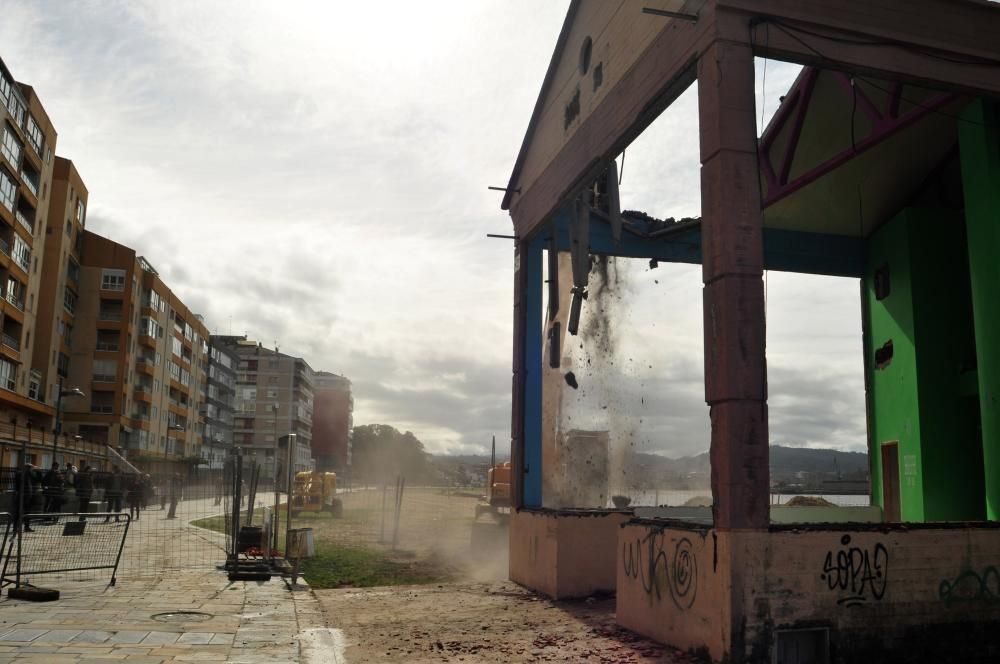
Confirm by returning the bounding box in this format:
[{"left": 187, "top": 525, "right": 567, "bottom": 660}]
[
  {"left": 60, "top": 230, "right": 210, "bottom": 474},
  {"left": 33, "top": 157, "right": 86, "bottom": 409},
  {"left": 216, "top": 336, "right": 315, "bottom": 478}
]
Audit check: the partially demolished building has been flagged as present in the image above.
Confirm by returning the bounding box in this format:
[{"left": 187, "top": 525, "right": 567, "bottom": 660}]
[{"left": 501, "top": 1, "right": 1000, "bottom": 662}]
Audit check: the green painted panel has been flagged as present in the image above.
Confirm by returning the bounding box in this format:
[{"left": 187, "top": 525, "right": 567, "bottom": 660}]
[
  {"left": 864, "top": 211, "right": 923, "bottom": 521},
  {"left": 864, "top": 208, "right": 985, "bottom": 522},
  {"left": 959, "top": 99, "right": 1000, "bottom": 521}
]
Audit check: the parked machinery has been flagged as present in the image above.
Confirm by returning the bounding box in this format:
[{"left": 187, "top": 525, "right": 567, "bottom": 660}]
[
  {"left": 475, "top": 461, "right": 512, "bottom": 519},
  {"left": 290, "top": 471, "right": 343, "bottom": 518}
]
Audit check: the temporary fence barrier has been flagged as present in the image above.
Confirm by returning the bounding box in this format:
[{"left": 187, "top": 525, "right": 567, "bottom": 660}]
[{"left": 1, "top": 512, "right": 131, "bottom": 588}]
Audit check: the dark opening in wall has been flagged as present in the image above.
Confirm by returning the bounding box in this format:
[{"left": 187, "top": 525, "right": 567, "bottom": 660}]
[
  {"left": 774, "top": 627, "right": 829, "bottom": 664},
  {"left": 579, "top": 36, "right": 592, "bottom": 74},
  {"left": 874, "top": 264, "right": 890, "bottom": 300},
  {"left": 564, "top": 88, "right": 580, "bottom": 130},
  {"left": 875, "top": 339, "right": 894, "bottom": 370}
]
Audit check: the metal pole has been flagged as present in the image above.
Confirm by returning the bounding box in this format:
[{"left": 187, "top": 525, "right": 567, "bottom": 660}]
[
  {"left": 380, "top": 481, "right": 387, "bottom": 542},
  {"left": 393, "top": 475, "right": 405, "bottom": 550},
  {"left": 15, "top": 436, "right": 27, "bottom": 588},
  {"left": 54, "top": 377, "right": 63, "bottom": 462},
  {"left": 283, "top": 433, "right": 295, "bottom": 557}
]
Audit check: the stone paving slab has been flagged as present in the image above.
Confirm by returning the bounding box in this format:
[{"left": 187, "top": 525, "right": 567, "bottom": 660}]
[{"left": 0, "top": 494, "right": 335, "bottom": 662}]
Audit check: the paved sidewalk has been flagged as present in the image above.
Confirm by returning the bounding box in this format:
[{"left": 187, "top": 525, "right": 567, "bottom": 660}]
[{"left": 0, "top": 494, "right": 341, "bottom": 662}]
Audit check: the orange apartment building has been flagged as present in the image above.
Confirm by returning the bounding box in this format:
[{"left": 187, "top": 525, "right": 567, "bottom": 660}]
[
  {"left": 0, "top": 58, "right": 62, "bottom": 462},
  {"left": 60, "top": 230, "right": 210, "bottom": 475}
]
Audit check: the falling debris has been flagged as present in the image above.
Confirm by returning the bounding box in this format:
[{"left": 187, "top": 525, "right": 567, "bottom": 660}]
[{"left": 564, "top": 372, "right": 579, "bottom": 389}]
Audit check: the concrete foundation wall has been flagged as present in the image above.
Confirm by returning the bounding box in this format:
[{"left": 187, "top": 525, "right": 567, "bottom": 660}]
[
  {"left": 738, "top": 527, "right": 1000, "bottom": 662},
  {"left": 509, "top": 509, "right": 629, "bottom": 599},
  {"left": 616, "top": 522, "right": 730, "bottom": 662}
]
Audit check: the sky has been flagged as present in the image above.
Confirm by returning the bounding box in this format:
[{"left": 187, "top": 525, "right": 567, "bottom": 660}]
[{"left": 0, "top": 1, "right": 867, "bottom": 457}]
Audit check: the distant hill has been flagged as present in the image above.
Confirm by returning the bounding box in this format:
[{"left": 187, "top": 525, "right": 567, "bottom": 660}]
[
  {"left": 427, "top": 445, "right": 867, "bottom": 488},
  {"left": 634, "top": 445, "right": 867, "bottom": 478}
]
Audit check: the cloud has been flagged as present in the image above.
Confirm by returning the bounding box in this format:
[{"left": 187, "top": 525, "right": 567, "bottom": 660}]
[{"left": 1, "top": 3, "right": 870, "bottom": 458}]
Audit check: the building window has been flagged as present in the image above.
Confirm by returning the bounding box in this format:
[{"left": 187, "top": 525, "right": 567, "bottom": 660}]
[
  {"left": 172, "top": 336, "right": 182, "bottom": 357},
  {"left": 76, "top": 200, "right": 85, "bottom": 223},
  {"left": 0, "top": 357, "right": 16, "bottom": 390},
  {"left": 62, "top": 287, "right": 76, "bottom": 314},
  {"left": 0, "top": 124, "right": 22, "bottom": 169},
  {"left": 0, "top": 167, "right": 15, "bottom": 212},
  {"left": 27, "top": 372, "right": 40, "bottom": 400},
  {"left": 66, "top": 258, "right": 80, "bottom": 284},
  {"left": 24, "top": 115, "right": 43, "bottom": 155},
  {"left": 57, "top": 352, "right": 70, "bottom": 378},
  {"left": 93, "top": 359, "right": 117, "bottom": 383},
  {"left": 101, "top": 268, "right": 126, "bottom": 291},
  {"left": 12, "top": 234, "right": 30, "bottom": 271},
  {"left": 140, "top": 317, "right": 161, "bottom": 338},
  {"left": 4, "top": 89, "right": 24, "bottom": 126}
]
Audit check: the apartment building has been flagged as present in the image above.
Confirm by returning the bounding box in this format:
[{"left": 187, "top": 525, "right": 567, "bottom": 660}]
[
  {"left": 312, "top": 371, "right": 353, "bottom": 472},
  {"left": 0, "top": 58, "right": 58, "bottom": 428},
  {"left": 62, "top": 230, "right": 209, "bottom": 474},
  {"left": 33, "top": 157, "right": 86, "bottom": 410},
  {"left": 216, "top": 336, "right": 314, "bottom": 477},
  {"left": 201, "top": 336, "right": 237, "bottom": 474}
]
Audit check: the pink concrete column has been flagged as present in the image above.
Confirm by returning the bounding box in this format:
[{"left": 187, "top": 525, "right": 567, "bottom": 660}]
[{"left": 697, "top": 40, "right": 770, "bottom": 531}]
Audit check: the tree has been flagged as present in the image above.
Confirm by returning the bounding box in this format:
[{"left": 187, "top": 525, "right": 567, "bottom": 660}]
[{"left": 351, "top": 424, "right": 429, "bottom": 483}]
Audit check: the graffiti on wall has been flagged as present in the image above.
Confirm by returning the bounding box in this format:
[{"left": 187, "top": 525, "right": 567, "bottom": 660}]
[
  {"left": 820, "top": 534, "right": 889, "bottom": 607},
  {"left": 938, "top": 567, "right": 1000, "bottom": 606},
  {"left": 622, "top": 531, "right": 698, "bottom": 609}
]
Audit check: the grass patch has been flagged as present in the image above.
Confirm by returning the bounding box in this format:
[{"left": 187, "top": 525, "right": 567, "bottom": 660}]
[
  {"left": 301, "top": 543, "right": 452, "bottom": 589},
  {"left": 191, "top": 515, "right": 226, "bottom": 533},
  {"left": 192, "top": 511, "right": 452, "bottom": 589}
]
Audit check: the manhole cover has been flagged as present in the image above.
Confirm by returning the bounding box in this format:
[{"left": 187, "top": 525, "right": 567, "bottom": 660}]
[{"left": 151, "top": 611, "right": 214, "bottom": 623}]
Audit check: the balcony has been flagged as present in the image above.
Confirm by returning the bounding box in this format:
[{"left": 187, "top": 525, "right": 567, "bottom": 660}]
[
  {"left": 90, "top": 404, "right": 114, "bottom": 414},
  {"left": 98, "top": 311, "right": 123, "bottom": 322},
  {"left": 96, "top": 341, "right": 120, "bottom": 352},
  {"left": 5, "top": 291, "right": 24, "bottom": 311},
  {"left": 92, "top": 373, "right": 116, "bottom": 384},
  {"left": 1, "top": 332, "right": 19, "bottom": 351},
  {"left": 19, "top": 169, "right": 38, "bottom": 198},
  {"left": 14, "top": 206, "right": 32, "bottom": 235},
  {"left": 0, "top": 236, "right": 8, "bottom": 256}
]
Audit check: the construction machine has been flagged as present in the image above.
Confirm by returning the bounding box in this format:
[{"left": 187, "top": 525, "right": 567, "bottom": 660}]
[
  {"left": 290, "top": 471, "right": 343, "bottom": 518},
  {"left": 474, "top": 436, "right": 511, "bottom": 519}
]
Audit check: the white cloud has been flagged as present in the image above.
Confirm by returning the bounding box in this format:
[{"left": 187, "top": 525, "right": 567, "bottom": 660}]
[{"left": 1, "top": 2, "right": 867, "bottom": 455}]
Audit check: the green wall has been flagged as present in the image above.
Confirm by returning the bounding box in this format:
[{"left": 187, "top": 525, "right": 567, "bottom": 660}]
[
  {"left": 959, "top": 99, "right": 1000, "bottom": 521},
  {"left": 864, "top": 208, "right": 984, "bottom": 522}
]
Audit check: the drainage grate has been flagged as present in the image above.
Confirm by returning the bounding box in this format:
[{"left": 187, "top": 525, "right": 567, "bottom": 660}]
[{"left": 151, "top": 611, "right": 214, "bottom": 623}]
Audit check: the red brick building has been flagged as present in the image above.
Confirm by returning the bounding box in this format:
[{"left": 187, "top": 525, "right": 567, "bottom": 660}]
[{"left": 311, "top": 371, "right": 352, "bottom": 472}]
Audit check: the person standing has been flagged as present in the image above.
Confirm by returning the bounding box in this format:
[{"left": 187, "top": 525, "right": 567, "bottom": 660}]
[
  {"left": 126, "top": 474, "right": 142, "bottom": 520},
  {"left": 76, "top": 465, "right": 95, "bottom": 520},
  {"left": 103, "top": 466, "right": 124, "bottom": 523},
  {"left": 43, "top": 462, "right": 66, "bottom": 515},
  {"left": 166, "top": 473, "right": 182, "bottom": 519},
  {"left": 140, "top": 474, "right": 153, "bottom": 510},
  {"left": 12, "top": 463, "right": 35, "bottom": 533}
]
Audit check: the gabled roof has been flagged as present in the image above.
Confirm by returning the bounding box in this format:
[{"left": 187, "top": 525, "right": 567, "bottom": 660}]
[{"left": 500, "top": 1, "right": 580, "bottom": 211}]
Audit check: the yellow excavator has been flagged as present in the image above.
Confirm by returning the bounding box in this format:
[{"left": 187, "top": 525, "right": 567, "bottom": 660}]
[{"left": 290, "top": 471, "right": 343, "bottom": 518}]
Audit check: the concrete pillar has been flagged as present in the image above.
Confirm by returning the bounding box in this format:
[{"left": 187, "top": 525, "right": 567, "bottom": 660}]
[
  {"left": 959, "top": 99, "right": 1000, "bottom": 520},
  {"left": 697, "top": 41, "right": 769, "bottom": 531}
]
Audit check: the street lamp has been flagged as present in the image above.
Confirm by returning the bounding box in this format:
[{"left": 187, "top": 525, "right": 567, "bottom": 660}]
[{"left": 54, "top": 377, "right": 85, "bottom": 462}]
